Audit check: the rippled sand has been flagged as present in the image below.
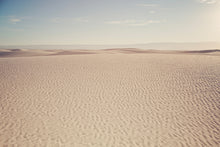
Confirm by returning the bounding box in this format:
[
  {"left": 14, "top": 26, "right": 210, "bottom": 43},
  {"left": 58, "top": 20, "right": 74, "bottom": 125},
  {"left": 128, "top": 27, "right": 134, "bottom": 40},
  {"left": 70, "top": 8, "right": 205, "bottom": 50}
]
[{"left": 0, "top": 49, "right": 219, "bottom": 146}]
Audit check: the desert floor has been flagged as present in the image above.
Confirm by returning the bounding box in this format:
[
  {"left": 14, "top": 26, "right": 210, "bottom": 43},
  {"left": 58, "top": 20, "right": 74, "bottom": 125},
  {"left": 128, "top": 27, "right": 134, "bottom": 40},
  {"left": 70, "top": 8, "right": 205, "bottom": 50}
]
[{"left": 0, "top": 49, "right": 219, "bottom": 147}]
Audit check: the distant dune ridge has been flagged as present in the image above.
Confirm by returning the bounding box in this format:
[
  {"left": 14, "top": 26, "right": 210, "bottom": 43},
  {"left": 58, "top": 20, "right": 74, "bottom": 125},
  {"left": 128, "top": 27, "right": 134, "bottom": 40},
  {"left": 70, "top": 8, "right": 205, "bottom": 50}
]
[
  {"left": 0, "top": 49, "right": 219, "bottom": 146},
  {"left": 0, "top": 48, "right": 219, "bottom": 58}
]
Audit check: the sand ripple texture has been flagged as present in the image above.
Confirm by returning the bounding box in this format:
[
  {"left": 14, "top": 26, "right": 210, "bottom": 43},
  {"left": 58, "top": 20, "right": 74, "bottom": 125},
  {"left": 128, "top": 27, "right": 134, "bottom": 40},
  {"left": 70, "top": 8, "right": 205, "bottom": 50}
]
[{"left": 0, "top": 52, "right": 220, "bottom": 146}]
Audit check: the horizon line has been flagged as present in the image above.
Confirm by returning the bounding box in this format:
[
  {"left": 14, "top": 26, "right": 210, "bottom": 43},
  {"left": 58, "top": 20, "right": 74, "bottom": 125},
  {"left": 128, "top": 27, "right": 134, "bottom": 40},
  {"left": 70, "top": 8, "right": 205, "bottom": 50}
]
[{"left": 1, "top": 41, "right": 220, "bottom": 46}]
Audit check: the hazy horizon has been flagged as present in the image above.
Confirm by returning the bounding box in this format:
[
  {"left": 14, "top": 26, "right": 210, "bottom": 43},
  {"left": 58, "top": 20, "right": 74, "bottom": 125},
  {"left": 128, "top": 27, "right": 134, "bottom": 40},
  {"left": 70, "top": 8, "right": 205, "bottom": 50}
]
[{"left": 1, "top": 42, "right": 220, "bottom": 50}]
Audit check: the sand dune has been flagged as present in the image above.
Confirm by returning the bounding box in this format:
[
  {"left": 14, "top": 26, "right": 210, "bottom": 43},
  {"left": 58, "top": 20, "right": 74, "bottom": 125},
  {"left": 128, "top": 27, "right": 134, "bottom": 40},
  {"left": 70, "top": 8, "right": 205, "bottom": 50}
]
[
  {"left": 0, "top": 49, "right": 219, "bottom": 146},
  {"left": 0, "top": 49, "right": 97, "bottom": 58},
  {"left": 0, "top": 48, "right": 219, "bottom": 58}
]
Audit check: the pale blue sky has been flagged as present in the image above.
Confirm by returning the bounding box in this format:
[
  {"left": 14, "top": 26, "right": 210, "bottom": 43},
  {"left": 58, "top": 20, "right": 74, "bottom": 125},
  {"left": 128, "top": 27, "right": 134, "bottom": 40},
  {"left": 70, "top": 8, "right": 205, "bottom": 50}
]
[{"left": 0, "top": 0, "right": 219, "bottom": 45}]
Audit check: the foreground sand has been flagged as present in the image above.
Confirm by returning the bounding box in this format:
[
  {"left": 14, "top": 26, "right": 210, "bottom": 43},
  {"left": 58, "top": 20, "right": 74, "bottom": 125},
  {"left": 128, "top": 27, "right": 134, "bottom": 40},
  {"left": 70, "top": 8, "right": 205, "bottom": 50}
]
[{"left": 0, "top": 49, "right": 219, "bottom": 147}]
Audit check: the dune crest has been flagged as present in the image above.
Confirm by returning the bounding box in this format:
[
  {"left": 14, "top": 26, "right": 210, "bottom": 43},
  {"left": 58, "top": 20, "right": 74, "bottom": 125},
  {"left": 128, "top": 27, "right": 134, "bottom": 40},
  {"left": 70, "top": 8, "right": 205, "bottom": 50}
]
[{"left": 0, "top": 48, "right": 219, "bottom": 58}]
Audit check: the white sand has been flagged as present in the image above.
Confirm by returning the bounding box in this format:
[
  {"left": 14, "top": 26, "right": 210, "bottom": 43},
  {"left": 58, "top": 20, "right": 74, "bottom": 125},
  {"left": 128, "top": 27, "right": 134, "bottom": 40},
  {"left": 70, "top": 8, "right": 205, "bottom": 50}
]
[{"left": 0, "top": 49, "right": 219, "bottom": 146}]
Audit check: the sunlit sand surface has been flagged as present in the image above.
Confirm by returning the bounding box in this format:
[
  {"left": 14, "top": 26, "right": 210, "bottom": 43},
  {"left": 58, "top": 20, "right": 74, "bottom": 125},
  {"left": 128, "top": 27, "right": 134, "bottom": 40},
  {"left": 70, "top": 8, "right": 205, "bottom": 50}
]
[{"left": 0, "top": 49, "right": 219, "bottom": 146}]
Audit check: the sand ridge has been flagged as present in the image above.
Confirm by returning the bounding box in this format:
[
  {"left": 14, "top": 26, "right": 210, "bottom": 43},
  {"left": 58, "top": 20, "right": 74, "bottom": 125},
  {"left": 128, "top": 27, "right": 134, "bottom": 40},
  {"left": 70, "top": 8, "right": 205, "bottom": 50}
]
[
  {"left": 0, "top": 49, "right": 220, "bottom": 146},
  {"left": 0, "top": 48, "right": 219, "bottom": 58}
]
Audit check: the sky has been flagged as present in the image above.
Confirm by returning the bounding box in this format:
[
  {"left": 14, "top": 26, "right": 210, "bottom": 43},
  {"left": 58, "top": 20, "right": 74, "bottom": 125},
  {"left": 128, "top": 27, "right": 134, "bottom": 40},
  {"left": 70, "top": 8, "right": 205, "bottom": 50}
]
[{"left": 0, "top": 0, "right": 220, "bottom": 45}]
